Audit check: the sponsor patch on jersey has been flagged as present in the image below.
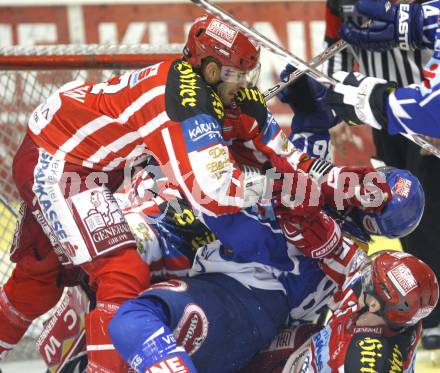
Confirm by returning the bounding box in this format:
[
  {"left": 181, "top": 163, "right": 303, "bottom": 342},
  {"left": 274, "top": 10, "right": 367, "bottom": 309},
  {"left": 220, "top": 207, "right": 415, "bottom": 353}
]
[
  {"left": 70, "top": 187, "right": 135, "bottom": 262},
  {"left": 182, "top": 114, "right": 223, "bottom": 152},
  {"left": 388, "top": 263, "right": 418, "bottom": 296},
  {"left": 312, "top": 328, "right": 330, "bottom": 371},
  {"left": 147, "top": 279, "right": 189, "bottom": 292},
  {"left": 206, "top": 18, "right": 238, "bottom": 48},
  {"left": 393, "top": 176, "right": 412, "bottom": 198},
  {"left": 362, "top": 215, "right": 381, "bottom": 234},
  {"left": 353, "top": 327, "right": 383, "bottom": 334},
  {"left": 130, "top": 62, "right": 161, "bottom": 87},
  {"left": 174, "top": 304, "right": 208, "bottom": 355},
  {"left": 350, "top": 336, "right": 386, "bottom": 373},
  {"left": 37, "top": 288, "right": 88, "bottom": 367},
  {"left": 145, "top": 356, "right": 190, "bottom": 373},
  {"left": 176, "top": 60, "right": 200, "bottom": 108}
]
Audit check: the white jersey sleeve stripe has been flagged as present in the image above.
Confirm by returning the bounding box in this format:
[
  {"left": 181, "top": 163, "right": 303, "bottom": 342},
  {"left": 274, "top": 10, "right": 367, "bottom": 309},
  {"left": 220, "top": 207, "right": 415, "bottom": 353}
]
[
  {"left": 138, "top": 111, "right": 170, "bottom": 138},
  {"left": 55, "top": 115, "right": 114, "bottom": 159},
  {"left": 86, "top": 131, "right": 141, "bottom": 166},
  {"left": 55, "top": 85, "right": 166, "bottom": 159},
  {"left": 117, "top": 85, "right": 166, "bottom": 124},
  {"left": 0, "top": 339, "right": 16, "bottom": 349},
  {"left": 101, "top": 145, "right": 147, "bottom": 171}
]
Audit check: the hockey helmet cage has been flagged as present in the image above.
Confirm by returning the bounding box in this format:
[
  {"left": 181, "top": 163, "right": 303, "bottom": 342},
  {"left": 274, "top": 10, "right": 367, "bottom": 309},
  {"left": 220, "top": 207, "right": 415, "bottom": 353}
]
[{"left": 361, "top": 250, "right": 439, "bottom": 327}]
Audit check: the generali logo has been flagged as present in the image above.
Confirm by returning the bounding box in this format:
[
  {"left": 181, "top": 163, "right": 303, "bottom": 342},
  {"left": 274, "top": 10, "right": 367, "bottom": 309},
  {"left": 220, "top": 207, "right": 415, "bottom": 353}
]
[{"left": 83, "top": 190, "right": 131, "bottom": 252}]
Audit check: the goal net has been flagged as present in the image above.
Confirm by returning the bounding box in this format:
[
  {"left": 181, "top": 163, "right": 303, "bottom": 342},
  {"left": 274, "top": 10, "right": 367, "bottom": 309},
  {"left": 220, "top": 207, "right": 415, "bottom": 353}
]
[{"left": 0, "top": 43, "right": 181, "bottom": 361}]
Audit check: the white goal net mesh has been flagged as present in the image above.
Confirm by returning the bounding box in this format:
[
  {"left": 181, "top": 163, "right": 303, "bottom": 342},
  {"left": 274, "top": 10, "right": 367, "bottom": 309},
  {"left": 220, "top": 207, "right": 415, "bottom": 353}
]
[{"left": 0, "top": 44, "right": 181, "bottom": 361}]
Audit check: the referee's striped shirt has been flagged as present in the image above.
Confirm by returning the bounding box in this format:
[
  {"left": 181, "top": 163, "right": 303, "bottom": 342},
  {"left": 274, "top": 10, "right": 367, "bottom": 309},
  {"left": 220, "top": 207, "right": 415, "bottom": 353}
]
[{"left": 322, "top": 0, "right": 432, "bottom": 87}]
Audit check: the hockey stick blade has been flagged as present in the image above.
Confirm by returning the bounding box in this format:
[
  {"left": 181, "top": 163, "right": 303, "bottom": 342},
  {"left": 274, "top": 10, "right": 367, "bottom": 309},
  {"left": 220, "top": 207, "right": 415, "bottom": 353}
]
[
  {"left": 402, "top": 133, "right": 440, "bottom": 158},
  {"left": 190, "top": 0, "right": 337, "bottom": 87}
]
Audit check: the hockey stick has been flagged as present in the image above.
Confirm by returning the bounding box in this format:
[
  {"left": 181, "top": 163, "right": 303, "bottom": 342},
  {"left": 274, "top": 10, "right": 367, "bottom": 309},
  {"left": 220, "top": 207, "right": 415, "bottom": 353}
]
[
  {"left": 263, "top": 38, "right": 347, "bottom": 101},
  {"left": 190, "top": 0, "right": 337, "bottom": 87}
]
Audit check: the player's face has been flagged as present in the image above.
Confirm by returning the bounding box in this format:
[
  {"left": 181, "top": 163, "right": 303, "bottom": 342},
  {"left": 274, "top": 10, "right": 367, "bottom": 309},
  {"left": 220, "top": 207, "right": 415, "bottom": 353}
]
[
  {"left": 365, "top": 294, "right": 381, "bottom": 312},
  {"left": 216, "top": 81, "right": 242, "bottom": 105}
]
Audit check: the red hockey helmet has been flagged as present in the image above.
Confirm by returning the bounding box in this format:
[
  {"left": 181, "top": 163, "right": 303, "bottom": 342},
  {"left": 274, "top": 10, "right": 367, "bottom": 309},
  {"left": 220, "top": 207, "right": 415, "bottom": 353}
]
[
  {"left": 361, "top": 250, "right": 439, "bottom": 327},
  {"left": 183, "top": 15, "right": 260, "bottom": 87}
]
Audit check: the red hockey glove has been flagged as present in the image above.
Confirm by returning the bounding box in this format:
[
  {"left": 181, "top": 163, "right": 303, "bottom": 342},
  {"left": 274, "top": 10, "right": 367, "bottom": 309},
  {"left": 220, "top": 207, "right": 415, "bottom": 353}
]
[
  {"left": 320, "top": 166, "right": 391, "bottom": 213},
  {"left": 319, "top": 237, "right": 370, "bottom": 289},
  {"left": 270, "top": 170, "right": 322, "bottom": 213},
  {"left": 275, "top": 202, "right": 342, "bottom": 259},
  {"left": 270, "top": 154, "right": 391, "bottom": 213},
  {"left": 222, "top": 104, "right": 260, "bottom": 141}
]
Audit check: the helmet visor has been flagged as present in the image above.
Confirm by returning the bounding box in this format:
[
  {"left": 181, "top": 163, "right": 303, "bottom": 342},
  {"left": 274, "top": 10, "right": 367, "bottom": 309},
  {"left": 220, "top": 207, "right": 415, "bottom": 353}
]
[{"left": 220, "top": 62, "right": 261, "bottom": 88}]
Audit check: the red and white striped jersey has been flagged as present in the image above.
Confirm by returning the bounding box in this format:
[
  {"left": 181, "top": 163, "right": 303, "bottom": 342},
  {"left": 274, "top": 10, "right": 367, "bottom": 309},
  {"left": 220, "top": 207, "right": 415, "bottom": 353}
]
[
  {"left": 28, "top": 59, "right": 190, "bottom": 171},
  {"left": 26, "top": 58, "right": 248, "bottom": 215}
]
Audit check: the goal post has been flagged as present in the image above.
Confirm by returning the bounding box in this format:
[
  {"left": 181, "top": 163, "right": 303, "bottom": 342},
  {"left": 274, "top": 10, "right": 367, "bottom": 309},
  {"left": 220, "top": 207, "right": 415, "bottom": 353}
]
[{"left": 0, "top": 43, "right": 181, "bottom": 361}]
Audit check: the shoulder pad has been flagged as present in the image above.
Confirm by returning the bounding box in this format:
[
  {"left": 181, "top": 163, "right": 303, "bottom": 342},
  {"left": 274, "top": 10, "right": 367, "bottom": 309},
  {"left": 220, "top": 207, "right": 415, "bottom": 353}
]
[
  {"left": 235, "top": 86, "right": 268, "bottom": 131},
  {"left": 165, "top": 59, "right": 224, "bottom": 122}
]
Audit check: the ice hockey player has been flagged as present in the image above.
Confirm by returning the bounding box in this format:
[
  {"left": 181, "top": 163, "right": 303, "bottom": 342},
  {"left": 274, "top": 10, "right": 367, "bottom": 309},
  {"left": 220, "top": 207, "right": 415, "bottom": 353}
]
[
  {"left": 324, "top": 0, "right": 440, "bottom": 139},
  {"left": 245, "top": 250, "right": 439, "bottom": 373},
  {"left": 276, "top": 63, "right": 425, "bottom": 244},
  {"left": 0, "top": 14, "right": 268, "bottom": 372}
]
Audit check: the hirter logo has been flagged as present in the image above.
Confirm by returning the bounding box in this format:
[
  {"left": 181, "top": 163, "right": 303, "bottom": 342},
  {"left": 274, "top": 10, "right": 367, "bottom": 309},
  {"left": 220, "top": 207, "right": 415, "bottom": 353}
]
[{"left": 145, "top": 356, "right": 190, "bottom": 373}]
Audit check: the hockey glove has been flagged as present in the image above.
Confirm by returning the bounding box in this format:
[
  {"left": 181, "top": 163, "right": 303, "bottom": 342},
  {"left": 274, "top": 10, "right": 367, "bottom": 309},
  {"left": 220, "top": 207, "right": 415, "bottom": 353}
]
[
  {"left": 277, "top": 64, "right": 340, "bottom": 133},
  {"left": 341, "top": 0, "right": 424, "bottom": 52},
  {"left": 222, "top": 87, "right": 267, "bottom": 141},
  {"left": 270, "top": 153, "right": 391, "bottom": 213},
  {"left": 326, "top": 71, "right": 397, "bottom": 130},
  {"left": 320, "top": 239, "right": 371, "bottom": 290},
  {"left": 275, "top": 200, "right": 342, "bottom": 259},
  {"left": 320, "top": 165, "right": 391, "bottom": 213},
  {"left": 222, "top": 104, "right": 260, "bottom": 141}
]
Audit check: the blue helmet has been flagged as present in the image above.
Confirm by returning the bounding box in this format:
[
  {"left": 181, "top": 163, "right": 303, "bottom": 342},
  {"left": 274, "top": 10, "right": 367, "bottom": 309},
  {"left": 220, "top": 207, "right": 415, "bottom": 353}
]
[{"left": 328, "top": 167, "right": 425, "bottom": 241}]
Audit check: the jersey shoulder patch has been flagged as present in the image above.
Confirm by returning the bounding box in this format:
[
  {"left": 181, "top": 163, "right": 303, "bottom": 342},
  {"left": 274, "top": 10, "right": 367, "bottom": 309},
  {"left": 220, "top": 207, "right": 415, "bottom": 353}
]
[{"left": 165, "top": 59, "right": 224, "bottom": 123}]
